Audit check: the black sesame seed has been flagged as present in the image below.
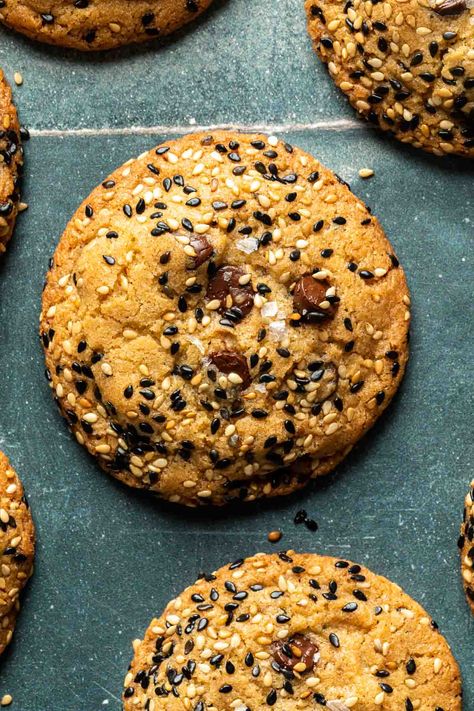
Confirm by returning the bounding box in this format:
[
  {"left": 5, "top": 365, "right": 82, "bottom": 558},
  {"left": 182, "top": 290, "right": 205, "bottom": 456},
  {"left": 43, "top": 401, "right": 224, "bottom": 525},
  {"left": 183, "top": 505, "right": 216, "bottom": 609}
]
[
  {"left": 294, "top": 510, "right": 307, "bottom": 524},
  {"left": 266, "top": 689, "right": 277, "bottom": 706},
  {"left": 342, "top": 602, "right": 358, "bottom": 612}
]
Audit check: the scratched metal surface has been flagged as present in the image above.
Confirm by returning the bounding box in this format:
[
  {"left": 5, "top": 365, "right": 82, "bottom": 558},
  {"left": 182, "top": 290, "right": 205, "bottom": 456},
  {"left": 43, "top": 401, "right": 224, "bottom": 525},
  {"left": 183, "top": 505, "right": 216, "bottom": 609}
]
[{"left": 0, "top": 0, "right": 473, "bottom": 709}]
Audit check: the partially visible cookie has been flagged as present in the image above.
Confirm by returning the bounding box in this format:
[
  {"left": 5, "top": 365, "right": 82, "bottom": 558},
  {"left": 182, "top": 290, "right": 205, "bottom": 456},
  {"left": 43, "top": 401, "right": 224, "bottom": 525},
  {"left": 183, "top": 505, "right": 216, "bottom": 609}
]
[
  {"left": 41, "top": 131, "right": 410, "bottom": 507},
  {"left": 123, "top": 551, "right": 462, "bottom": 710},
  {"left": 305, "top": 0, "right": 474, "bottom": 157},
  {"left": 459, "top": 479, "right": 474, "bottom": 612},
  {"left": 0, "top": 69, "right": 23, "bottom": 254},
  {"left": 0, "top": 452, "right": 35, "bottom": 654},
  {"left": 0, "top": 0, "right": 215, "bottom": 50}
]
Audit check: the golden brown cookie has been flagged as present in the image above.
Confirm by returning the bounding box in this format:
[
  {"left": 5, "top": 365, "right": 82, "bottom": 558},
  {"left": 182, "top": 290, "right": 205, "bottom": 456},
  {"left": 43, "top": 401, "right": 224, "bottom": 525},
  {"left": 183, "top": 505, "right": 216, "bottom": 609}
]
[
  {"left": 0, "top": 68, "right": 23, "bottom": 254},
  {"left": 40, "top": 131, "right": 410, "bottom": 507},
  {"left": 0, "top": 452, "right": 35, "bottom": 655},
  {"left": 305, "top": 0, "right": 474, "bottom": 157},
  {"left": 459, "top": 479, "right": 474, "bottom": 613},
  {"left": 0, "top": 0, "right": 215, "bottom": 50},
  {"left": 123, "top": 551, "right": 462, "bottom": 710}
]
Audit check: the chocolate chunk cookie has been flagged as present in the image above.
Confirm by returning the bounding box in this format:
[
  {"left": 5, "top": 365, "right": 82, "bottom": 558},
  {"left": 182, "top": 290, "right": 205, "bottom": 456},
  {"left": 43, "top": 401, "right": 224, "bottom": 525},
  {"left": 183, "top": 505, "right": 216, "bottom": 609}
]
[
  {"left": 306, "top": 0, "right": 474, "bottom": 156},
  {"left": 0, "top": 69, "right": 23, "bottom": 254},
  {"left": 459, "top": 479, "right": 474, "bottom": 613},
  {"left": 0, "top": 0, "right": 215, "bottom": 50},
  {"left": 40, "top": 131, "right": 410, "bottom": 506},
  {"left": 123, "top": 551, "right": 462, "bottom": 710},
  {"left": 0, "top": 452, "right": 35, "bottom": 655}
]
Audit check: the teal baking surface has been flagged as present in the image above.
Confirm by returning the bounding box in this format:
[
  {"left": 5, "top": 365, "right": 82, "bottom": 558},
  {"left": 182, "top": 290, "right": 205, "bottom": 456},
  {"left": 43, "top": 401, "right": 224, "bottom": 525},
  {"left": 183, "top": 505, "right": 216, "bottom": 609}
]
[{"left": 0, "top": 0, "right": 473, "bottom": 709}]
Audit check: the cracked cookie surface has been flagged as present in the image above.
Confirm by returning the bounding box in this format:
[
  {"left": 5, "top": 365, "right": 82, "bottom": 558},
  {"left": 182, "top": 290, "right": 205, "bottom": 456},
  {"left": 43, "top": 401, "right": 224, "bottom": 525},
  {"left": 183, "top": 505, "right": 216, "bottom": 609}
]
[
  {"left": 0, "top": 0, "right": 214, "bottom": 50},
  {"left": 0, "top": 451, "right": 35, "bottom": 655},
  {"left": 458, "top": 479, "right": 474, "bottom": 612},
  {"left": 305, "top": 0, "right": 474, "bottom": 156},
  {"left": 0, "top": 69, "right": 23, "bottom": 254},
  {"left": 123, "top": 551, "right": 462, "bottom": 710},
  {"left": 41, "top": 131, "right": 410, "bottom": 507}
]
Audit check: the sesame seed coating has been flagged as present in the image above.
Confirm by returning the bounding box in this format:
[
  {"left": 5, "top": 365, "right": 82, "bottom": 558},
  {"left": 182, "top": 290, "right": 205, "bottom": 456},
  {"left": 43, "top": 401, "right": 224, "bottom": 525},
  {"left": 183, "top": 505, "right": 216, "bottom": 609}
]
[
  {"left": 0, "top": 68, "right": 23, "bottom": 255},
  {"left": 40, "top": 131, "right": 410, "bottom": 506},
  {"left": 0, "top": 0, "right": 214, "bottom": 50},
  {"left": 306, "top": 0, "right": 474, "bottom": 157},
  {"left": 123, "top": 551, "right": 461, "bottom": 710},
  {"left": 0, "top": 451, "right": 35, "bottom": 656},
  {"left": 458, "top": 479, "right": 474, "bottom": 613}
]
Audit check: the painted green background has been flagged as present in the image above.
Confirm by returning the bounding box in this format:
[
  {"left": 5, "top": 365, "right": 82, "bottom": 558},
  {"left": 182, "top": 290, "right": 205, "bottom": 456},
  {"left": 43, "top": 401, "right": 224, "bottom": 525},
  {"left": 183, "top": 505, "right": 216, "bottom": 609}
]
[{"left": 0, "top": 0, "right": 473, "bottom": 708}]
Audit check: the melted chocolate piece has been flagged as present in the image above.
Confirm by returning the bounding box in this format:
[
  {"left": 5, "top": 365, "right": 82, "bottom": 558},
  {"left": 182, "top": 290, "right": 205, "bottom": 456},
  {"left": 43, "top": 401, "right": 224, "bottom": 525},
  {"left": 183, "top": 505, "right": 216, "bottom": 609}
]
[
  {"left": 208, "top": 351, "right": 251, "bottom": 389},
  {"left": 272, "top": 634, "right": 319, "bottom": 672},
  {"left": 187, "top": 235, "right": 213, "bottom": 268},
  {"left": 293, "top": 275, "right": 337, "bottom": 321},
  {"left": 433, "top": 0, "right": 466, "bottom": 14},
  {"left": 206, "top": 265, "right": 254, "bottom": 317}
]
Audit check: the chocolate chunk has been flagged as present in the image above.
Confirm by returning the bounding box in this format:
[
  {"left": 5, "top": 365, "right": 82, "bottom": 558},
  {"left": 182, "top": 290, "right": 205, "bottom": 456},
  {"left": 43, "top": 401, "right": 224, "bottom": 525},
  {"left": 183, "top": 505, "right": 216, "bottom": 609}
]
[
  {"left": 293, "top": 275, "right": 337, "bottom": 321},
  {"left": 206, "top": 265, "right": 254, "bottom": 317},
  {"left": 187, "top": 235, "right": 213, "bottom": 268},
  {"left": 292, "top": 456, "right": 314, "bottom": 478},
  {"left": 433, "top": 0, "right": 466, "bottom": 14},
  {"left": 272, "top": 634, "right": 320, "bottom": 672},
  {"left": 208, "top": 351, "right": 251, "bottom": 389}
]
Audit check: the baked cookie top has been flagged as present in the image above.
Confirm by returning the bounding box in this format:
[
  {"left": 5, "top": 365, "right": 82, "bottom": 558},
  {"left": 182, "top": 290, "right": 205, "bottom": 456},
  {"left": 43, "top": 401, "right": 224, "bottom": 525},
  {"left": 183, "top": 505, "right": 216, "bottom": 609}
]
[
  {"left": 459, "top": 479, "right": 474, "bottom": 612},
  {"left": 41, "top": 131, "right": 410, "bottom": 506},
  {"left": 123, "top": 551, "right": 462, "bottom": 710},
  {"left": 0, "top": 68, "right": 23, "bottom": 254},
  {"left": 306, "top": 0, "right": 474, "bottom": 157},
  {"left": 0, "top": 0, "right": 215, "bottom": 50},
  {"left": 0, "top": 451, "right": 35, "bottom": 653}
]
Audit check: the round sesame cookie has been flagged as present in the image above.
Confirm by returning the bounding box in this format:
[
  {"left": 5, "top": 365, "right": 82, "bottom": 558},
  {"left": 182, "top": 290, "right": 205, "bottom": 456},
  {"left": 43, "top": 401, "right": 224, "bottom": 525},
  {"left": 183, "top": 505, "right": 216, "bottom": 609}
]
[
  {"left": 305, "top": 0, "right": 474, "bottom": 157},
  {"left": 0, "top": 451, "right": 35, "bottom": 655},
  {"left": 40, "top": 131, "right": 410, "bottom": 507},
  {"left": 0, "top": 0, "right": 215, "bottom": 50},
  {"left": 123, "top": 551, "right": 462, "bottom": 710},
  {"left": 458, "top": 479, "right": 474, "bottom": 613},
  {"left": 0, "top": 68, "right": 23, "bottom": 254}
]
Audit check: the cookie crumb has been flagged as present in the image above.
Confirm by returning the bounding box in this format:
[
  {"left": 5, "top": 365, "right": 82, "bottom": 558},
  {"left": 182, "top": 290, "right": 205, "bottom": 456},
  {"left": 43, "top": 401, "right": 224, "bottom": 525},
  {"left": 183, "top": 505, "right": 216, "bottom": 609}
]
[
  {"left": 359, "top": 168, "right": 374, "bottom": 179},
  {"left": 13, "top": 72, "right": 22, "bottom": 86},
  {"left": 268, "top": 530, "right": 282, "bottom": 543},
  {"left": 1, "top": 694, "right": 13, "bottom": 706}
]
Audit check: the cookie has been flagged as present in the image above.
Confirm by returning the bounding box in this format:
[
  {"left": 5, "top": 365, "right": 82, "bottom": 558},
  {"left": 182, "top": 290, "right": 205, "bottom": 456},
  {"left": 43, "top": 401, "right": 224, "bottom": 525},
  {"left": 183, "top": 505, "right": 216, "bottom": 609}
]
[
  {"left": 0, "top": 452, "right": 35, "bottom": 655},
  {"left": 306, "top": 0, "right": 474, "bottom": 157},
  {"left": 123, "top": 551, "right": 462, "bottom": 710},
  {"left": 0, "top": 69, "right": 23, "bottom": 254},
  {"left": 0, "top": 0, "right": 215, "bottom": 50},
  {"left": 40, "top": 131, "right": 410, "bottom": 507},
  {"left": 458, "top": 479, "right": 474, "bottom": 613}
]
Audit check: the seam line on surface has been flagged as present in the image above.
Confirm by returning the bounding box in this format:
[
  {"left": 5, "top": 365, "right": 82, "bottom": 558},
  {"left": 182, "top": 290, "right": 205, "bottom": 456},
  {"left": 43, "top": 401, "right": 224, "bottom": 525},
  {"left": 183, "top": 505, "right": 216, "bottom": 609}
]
[{"left": 29, "top": 118, "right": 362, "bottom": 138}]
